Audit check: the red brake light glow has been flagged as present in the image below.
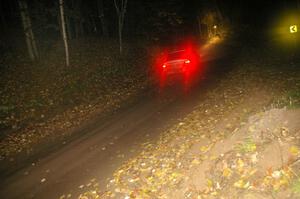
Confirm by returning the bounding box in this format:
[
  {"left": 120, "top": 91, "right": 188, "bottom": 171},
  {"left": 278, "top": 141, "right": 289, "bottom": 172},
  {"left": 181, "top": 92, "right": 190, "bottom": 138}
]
[{"left": 162, "top": 64, "right": 166, "bottom": 68}]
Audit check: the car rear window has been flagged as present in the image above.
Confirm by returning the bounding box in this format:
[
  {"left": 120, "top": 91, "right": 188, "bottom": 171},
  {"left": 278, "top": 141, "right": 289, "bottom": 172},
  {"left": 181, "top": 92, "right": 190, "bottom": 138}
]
[{"left": 167, "top": 50, "right": 185, "bottom": 61}]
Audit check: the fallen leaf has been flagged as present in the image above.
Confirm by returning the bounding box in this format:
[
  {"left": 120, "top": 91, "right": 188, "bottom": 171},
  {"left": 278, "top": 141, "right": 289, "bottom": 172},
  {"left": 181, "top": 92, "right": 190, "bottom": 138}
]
[
  {"left": 289, "top": 146, "right": 299, "bottom": 156},
  {"left": 191, "top": 158, "right": 200, "bottom": 165},
  {"left": 250, "top": 152, "right": 258, "bottom": 164},
  {"left": 79, "top": 184, "right": 84, "bottom": 189},
  {"left": 207, "top": 179, "right": 213, "bottom": 188},
  {"left": 222, "top": 168, "right": 232, "bottom": 178},
  {"left": 271, "top": 170, "right": 281, "bottom": 179}
]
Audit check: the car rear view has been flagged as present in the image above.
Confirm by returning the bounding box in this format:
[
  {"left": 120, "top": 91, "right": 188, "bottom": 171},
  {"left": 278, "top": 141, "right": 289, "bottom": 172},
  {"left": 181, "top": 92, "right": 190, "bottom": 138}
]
[
  {"left": 157, "top": 46, "right": 201, "bottom": 90},
  {"left": 162, "top": 50, "right": 192, "bottom": 75}
]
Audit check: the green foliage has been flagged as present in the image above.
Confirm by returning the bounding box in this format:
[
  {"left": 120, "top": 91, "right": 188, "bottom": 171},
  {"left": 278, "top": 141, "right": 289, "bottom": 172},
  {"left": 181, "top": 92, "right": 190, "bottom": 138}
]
[
  {"left": 291, "top": 179, "right": 300, "bottom": 194},
  {"left": 235, "top": 138, "right": 257, "bottom": 153}
]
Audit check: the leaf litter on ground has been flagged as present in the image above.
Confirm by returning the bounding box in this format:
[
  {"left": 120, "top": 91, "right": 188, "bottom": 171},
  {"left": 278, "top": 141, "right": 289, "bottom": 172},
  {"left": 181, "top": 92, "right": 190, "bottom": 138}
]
[{"left": 86, "top": 44, "right": 300, "bottom": 199}]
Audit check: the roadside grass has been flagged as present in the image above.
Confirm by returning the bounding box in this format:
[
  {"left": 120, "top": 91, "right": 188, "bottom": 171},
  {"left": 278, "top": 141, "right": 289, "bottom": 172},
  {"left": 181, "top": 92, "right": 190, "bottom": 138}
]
[
  {"left": 285, "top": 88, "right": 300, "bottom": 108},
  {"left": 292, "top": 178, "right": 300, "bottom": 194},
  {"left": 270, "top": 82, "right": 300, "bottom": 109},
  {"left": 236, "top": 41, "right": 300, "bottom": 110}
]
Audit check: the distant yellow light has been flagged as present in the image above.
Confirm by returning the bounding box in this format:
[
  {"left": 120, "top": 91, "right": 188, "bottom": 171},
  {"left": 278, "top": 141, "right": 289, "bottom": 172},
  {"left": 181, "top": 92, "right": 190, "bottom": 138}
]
[
  {"left": 213, "top": 25, "right": 217, "bottom": 29},
  {"left": 290, "top": 25, "right": 297, "bottom": 33}
]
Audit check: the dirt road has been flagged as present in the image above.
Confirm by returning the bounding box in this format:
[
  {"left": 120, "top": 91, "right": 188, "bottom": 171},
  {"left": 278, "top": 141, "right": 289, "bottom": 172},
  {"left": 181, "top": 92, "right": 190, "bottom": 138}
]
[{"left": 0, "top": 39, "right": 234, "bottom": 199}]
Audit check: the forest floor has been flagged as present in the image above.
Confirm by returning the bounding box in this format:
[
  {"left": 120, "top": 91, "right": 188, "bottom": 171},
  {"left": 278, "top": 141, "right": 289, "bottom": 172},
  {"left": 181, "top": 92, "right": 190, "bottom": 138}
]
[
  {"left": 76, "top": 42, "right": 300, "bottom": 199},
  {"left": 0, "top": 38, "right": 151, "bottom": 164}
]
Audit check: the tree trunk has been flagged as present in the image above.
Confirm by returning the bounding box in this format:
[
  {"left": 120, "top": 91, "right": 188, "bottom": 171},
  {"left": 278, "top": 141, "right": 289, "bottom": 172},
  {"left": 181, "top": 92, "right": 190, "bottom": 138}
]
[
  {"left": 57, "top": 12, "right": 63, "bottom": 38},
  {"left": 97, "top": 0, "right": 108, "bottom": 37},
  {"left": 27, "top": 16, "right": 39, "bottom": 59},
  {"left": 75, "top": 20, "right": 79, "bottom": 38},
  {"left": 74, "top": 0, "right": 83, "bottom": 38},
  {"left": 197, "top": 17, "right": 202, "bottom": 38},
  {"left": 90, "top": 16, "right": 97, "bottom": 34},
  {"left": 0, "top": 1, "right": 7, "bottom": 35},
  {"left": 118, "top": 18, "right": 123, "bottom": 53},
  {"left": 75, "top": 19, "right": 83, "bottom": 38},
  {"left": 66, "top": 16, "right": 73, "bottom": 39},
  {"left": 18, "top": 0, "right": 39, "bottom": 61},
  {"left": 114, "top": 0, "right": 128, "bottom": 55},
  {"left": 59, "top": 0, "right": 70, "bottom": 66}
]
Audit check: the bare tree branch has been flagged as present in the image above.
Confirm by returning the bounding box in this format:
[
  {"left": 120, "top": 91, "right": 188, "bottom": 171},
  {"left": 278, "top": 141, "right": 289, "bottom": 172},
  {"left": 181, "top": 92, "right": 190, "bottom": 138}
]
[
  {"left": 114, "top": 0, "right": 120, "bottom": 14},
  {"left": 114, "top": 0, "right": 128, "bottom": 54}
]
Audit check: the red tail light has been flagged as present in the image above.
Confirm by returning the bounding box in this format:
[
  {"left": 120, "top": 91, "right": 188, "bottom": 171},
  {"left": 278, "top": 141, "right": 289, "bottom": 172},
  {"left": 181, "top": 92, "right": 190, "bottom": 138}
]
[{"left": 162, "top": 64, "right": 166, "bottom": 68}]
